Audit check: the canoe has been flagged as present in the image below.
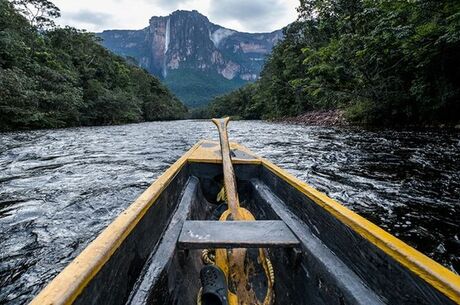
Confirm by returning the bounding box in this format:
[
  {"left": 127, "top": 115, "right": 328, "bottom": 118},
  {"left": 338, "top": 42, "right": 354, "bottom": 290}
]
[{"left": 30, "top": 140, "right": 460, "bottom": 305}]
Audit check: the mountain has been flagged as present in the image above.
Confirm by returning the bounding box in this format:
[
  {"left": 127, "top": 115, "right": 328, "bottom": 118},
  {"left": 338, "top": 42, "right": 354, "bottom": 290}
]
[{"left": 98, "top": 10, "right": 283, "bottom": 107}]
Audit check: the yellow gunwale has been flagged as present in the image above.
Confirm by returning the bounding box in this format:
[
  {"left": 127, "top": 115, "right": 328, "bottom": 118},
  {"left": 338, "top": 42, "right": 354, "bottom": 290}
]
[
  {"left": 29, "top": 141, "right": 203, "bottom": 305},
  {"left": 188, "top": 140, "right": 460, "bottom": 303},
  {"left": 188, "top": 158, "right": 261, "bottom": 165},
  {"left": 187, "top": 140, "right": 261, "bottom": 165},
  {"left": 29, "top": 140, "right": 460, "bottom": 305},
  {"left": 260, "top": 158, "right": 460, "bottom": 304}
]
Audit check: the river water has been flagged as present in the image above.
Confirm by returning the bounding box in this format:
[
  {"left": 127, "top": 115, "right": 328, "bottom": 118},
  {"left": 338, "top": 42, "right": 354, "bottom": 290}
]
[{"left": 0, "top": 120, "right": 459, "bottom": 304}]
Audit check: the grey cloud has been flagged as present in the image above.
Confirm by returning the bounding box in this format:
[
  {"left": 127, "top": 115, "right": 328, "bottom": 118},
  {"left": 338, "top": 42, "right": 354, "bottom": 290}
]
[
  {"left": 209, "top": 0, "right": 288, "bottom": 32},
  {"left": 64, "top": 9, "right": 113, "bottom": 26},
  {"left": 148, "top": 0, "right": 189, "bottom": 10}
]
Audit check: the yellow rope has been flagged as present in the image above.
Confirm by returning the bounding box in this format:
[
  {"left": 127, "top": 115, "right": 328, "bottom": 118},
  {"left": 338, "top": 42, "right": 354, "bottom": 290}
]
[
  {"left": 197, "top": 287, "right": 202, "bottom": 305},
  {"left": 196, "top": 186, "right": 275, "bottom": 305},
  {"left": 197, "top": 254, "right": 275, "bottom": 305},
  {"left": 217, "top": 186, "right": 227, "bottom": 203},
  {"left": 266, "top": 256, "right": 275, "bottom": 286},
  {"left": 201, "top": 249, "right": 215, "bottom": 265}
]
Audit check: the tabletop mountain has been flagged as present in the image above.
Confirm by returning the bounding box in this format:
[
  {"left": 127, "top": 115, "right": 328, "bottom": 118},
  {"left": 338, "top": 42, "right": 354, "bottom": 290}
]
[{"left": 98, "top": 10, "right": 282, "bottom": 107}]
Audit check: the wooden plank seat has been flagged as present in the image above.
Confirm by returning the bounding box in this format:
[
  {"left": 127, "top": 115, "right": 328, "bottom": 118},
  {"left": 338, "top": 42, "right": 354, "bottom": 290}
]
[{"left": 178, "top": 220, "right": 300, "bottom": 249}]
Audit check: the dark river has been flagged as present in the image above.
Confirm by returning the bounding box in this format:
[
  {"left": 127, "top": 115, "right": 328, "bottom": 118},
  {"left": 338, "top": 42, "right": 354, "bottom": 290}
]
[{"left": 1, "top": 120, "right": 459, "bottom": 304}]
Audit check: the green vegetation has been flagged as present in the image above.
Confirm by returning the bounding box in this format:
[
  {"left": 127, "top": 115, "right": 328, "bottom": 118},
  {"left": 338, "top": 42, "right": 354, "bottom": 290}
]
[
  {"left": 0, "top": 0, "right": 186, "bottom": 131},
  {"left": 203, "top": 83, "right": 261, "bottom": 119},
  {"left": 206, "top": 0, "right": 460, "bottom": 126},
  {"left": 164, "top": 69, "right": 247, "bottom": 108}
]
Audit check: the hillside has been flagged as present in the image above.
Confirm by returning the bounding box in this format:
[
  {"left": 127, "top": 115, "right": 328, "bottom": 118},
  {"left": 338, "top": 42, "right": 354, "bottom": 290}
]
[
  {"left": 206, "top": 1, "right": 460, "bottom": 126},
  {"left": 0, "top": 0, "right": 186, "bottom": 131},
  {"left": 98, "top": 10, "right": 282, "bottom": 107}
]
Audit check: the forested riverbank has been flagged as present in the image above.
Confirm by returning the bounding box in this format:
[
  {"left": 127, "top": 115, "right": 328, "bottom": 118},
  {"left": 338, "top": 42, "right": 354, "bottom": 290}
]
[
  {"left": 204, "top": 0, "right": 460, "bottom": 127},
  {"left": 0, "top": 0, "right": 186, "bottom": 132}
]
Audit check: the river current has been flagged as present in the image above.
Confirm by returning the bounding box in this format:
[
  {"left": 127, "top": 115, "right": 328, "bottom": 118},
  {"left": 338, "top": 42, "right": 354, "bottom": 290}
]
[{"left": 0, "top": 120, "right": 459, "bottom": 304}]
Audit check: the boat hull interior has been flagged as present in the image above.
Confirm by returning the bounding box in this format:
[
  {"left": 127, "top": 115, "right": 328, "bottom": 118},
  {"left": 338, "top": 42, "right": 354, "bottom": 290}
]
[{"left": 71, "top": 162, "right": 455, "bottom": 305}]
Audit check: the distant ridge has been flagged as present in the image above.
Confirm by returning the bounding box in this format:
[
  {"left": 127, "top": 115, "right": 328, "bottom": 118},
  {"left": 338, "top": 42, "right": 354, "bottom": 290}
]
[{"left": 98, "top": 10, "right": 283, "bottom": 107}]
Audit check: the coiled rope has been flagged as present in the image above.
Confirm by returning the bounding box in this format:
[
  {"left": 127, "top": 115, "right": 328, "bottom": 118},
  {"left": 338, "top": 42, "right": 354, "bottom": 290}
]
[
  {"left": 197, "top": 187, "right": 275, "bottom": 305},
  {"left": 197, "top": 254, "right": 274, "bottom": 305}
]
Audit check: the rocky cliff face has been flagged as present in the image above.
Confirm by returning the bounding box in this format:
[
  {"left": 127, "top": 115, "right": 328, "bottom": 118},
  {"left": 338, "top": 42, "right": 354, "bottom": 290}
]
[{"left": 98, "top": 10, "right": 282, "bottom": 107}]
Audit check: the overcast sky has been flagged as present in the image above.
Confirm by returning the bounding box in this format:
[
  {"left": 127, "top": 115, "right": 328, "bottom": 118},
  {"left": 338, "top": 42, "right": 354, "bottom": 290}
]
[{"left": 52, "top": 0, "right": 299, "bottom": 33}]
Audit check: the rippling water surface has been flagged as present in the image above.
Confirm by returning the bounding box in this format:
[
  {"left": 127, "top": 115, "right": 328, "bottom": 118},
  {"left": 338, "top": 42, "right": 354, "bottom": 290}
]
[{"left": 1, "top": 120, "right": 459, "bottom": 304}]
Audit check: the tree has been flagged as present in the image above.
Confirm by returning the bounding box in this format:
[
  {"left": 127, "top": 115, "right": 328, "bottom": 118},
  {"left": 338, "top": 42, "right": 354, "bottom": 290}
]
[
  {"left": 207, "top": 0, "right": 460, "bottom": 126},
  {"left": 0, "top": 0, "right": 187, "bottom": 131},
  {"left": 11, "top": 0, "right": 60, "bottom": 29}
]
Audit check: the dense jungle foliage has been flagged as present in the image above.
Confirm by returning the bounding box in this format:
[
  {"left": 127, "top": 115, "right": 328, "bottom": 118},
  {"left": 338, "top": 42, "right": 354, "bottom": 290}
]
[
  {"left": 0, "top": 0, "right": 186, "bottom": 131},
  {"left": 164, "top": 69, "right": 247, "bottom": 108},
  {"left": 207, "top": 0, "right": 460, "bottom": 126}
]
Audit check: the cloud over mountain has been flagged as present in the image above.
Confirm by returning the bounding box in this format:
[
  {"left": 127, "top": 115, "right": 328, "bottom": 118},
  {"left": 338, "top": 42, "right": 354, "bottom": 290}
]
[{"left": 53, "top": 0, "right": 297, "bottom": 33}]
